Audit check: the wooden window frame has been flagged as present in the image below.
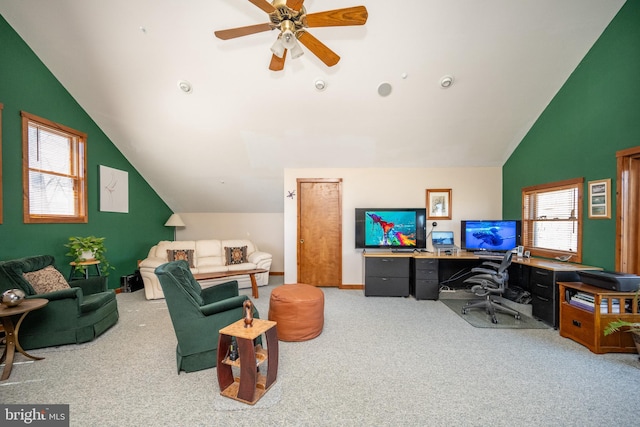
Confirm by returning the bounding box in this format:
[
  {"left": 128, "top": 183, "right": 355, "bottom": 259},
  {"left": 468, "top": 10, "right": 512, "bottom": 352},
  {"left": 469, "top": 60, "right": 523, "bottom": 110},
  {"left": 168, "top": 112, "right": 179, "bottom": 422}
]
[
  {"left": 616, "top": 146, "right": 640, "bottom": 274},
  {"left": 22, "top": 111, "right": 88, "bottom": 223},
  {"left": 522, "top": 177, "right": 584, "bottom": 263}
]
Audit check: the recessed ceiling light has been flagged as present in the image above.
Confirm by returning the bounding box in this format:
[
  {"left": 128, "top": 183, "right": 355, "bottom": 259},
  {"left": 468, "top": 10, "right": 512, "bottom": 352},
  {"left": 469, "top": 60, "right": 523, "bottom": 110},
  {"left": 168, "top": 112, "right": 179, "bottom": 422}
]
[
  {"left": 177, "top": 80, "right": 193, "bottom": 94},
  {"left": 440, "top": 75, "right": 454, "bottom": 88},
  {"left": 377, "top": 82, "right": 392, "bottom": 97}
]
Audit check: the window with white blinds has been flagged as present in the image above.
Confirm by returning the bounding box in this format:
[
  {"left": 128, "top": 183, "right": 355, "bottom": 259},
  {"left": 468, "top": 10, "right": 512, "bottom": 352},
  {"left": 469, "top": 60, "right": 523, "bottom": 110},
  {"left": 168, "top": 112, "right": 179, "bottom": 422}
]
[
  {"left": 522, "top": 178, "right": 584, "bottom": 262},
  {"left": 22, "top": 111, "right": 87, "bottom": 223}
]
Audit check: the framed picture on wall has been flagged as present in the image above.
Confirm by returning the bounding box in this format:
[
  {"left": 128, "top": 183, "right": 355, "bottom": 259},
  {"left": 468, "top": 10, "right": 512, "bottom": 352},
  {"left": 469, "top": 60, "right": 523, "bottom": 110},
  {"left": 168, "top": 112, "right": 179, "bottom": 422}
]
[
  {"left": 100, "top": 165, "right": 129, "bottom": 213},
  {"left": 588, "top": 178, "right": 610, "bottom": 219},
  {"left": 426, "top": 189, "right": 452, "bottom": 220}
]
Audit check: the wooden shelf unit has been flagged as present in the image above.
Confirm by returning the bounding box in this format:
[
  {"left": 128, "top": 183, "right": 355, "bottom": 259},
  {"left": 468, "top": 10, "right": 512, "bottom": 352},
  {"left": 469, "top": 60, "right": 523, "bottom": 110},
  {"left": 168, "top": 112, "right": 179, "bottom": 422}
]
[
  {"left": 216, "top": 319, "right": 278, "bottom": 405},
  {"left": 558, "top": 282, "right": 640, "bottom": 354}
]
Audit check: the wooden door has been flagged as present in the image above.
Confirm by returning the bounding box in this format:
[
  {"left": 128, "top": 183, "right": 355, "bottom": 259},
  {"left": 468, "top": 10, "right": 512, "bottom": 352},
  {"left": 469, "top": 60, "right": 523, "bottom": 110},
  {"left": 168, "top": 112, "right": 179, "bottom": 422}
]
[
  {"left": 297, "top": 178, "right": 342, "bottom": 286},
  {"left": 616, "top": 146, "right": 640, "bottom": 274}
]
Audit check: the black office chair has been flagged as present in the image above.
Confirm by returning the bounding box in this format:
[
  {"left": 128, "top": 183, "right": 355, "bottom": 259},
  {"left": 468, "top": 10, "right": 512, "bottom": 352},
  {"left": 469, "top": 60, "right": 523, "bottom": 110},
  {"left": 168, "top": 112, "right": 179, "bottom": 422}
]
[{"left": 462, "top": 252, "right": 521, "bottom": 324}]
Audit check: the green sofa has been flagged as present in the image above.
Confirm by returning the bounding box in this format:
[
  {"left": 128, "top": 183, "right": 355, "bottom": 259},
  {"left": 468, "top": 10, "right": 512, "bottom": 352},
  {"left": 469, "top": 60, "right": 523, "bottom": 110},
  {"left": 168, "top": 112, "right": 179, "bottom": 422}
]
[
  {"left": 155, "top": 260, "right": 260, "bottom": 373},
  {"left": 0, "top": 255, "right": 118, "bottom": 350}
]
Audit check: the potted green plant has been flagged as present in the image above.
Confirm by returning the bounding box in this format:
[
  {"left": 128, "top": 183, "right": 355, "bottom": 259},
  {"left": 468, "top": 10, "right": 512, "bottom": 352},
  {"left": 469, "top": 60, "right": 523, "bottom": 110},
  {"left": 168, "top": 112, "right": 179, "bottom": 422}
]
[{"left": 65, "top": 236, "right": 114, "bottom": 276}]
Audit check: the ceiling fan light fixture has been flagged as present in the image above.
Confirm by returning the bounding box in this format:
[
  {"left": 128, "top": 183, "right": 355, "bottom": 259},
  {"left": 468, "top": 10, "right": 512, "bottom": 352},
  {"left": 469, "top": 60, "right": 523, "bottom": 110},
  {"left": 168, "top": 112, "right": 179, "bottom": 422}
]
[
  {"left": 270, "top": 37, "right": 286, "bottom": 58},
  {"left": 289, "top": 42, "right": 304, "bottom": 59},
  {"left": 281, "top": 30, "right": 297, "bottom": 49}
]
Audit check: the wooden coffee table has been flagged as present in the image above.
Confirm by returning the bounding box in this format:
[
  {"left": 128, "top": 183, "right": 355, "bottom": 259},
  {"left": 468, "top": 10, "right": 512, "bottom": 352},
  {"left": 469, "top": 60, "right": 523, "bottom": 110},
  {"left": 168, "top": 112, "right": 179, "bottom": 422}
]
[
  {"left": 1, "top": 298, "right": 48, "bottom": 381},
  {"left": 193, "top": 269, "right": 267, "bottom": 299}
]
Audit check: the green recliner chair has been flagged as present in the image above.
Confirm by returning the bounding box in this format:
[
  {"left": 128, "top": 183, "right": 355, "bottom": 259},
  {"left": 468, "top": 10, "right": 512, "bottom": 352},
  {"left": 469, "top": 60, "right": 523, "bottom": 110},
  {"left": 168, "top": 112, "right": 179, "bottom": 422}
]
[
  {"left": 0, "top": 255, "right": 119, "bottom": 350},
  {"left": 155, "top": 260, "right": 260, "bottom": 374}
]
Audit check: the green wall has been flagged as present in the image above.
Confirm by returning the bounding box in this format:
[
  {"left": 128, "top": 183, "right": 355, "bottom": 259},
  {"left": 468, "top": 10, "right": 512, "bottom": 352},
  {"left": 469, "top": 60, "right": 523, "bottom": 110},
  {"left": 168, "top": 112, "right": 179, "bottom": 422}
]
[
  {"left": 503, "top": 1, "right": 640, "bottom": 270},
  {"left": 0, "top": 15, "right": 173, "bottom": 287}
]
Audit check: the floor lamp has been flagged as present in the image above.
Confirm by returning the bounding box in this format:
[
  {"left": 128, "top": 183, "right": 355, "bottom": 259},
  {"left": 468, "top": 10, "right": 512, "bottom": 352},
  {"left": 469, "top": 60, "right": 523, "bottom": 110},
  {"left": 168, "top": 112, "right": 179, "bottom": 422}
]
[{"left": 164, "top": 214, "right": 185, "bottom": 241}]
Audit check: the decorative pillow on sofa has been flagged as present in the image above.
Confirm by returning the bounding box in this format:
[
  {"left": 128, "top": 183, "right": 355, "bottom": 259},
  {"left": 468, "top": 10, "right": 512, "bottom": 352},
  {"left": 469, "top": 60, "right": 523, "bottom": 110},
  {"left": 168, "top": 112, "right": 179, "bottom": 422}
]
[
  {"left": 23, "top": 265, "right": 71, "bottom": 294},
  {"left": 224, "top": 246, "right": 248, "bottom": 266},
  {"left": 167, "top": 249, "right": 195, "bottom": 268}
]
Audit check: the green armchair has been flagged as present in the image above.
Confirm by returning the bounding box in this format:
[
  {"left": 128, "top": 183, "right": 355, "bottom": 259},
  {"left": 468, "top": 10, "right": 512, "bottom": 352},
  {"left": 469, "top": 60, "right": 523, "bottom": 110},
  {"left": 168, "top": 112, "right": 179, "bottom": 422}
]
[
  {"left": 0, "top": 255, "right": 118, "bottom": 350},
  {"left": 155, "top": 260, "right": 260, "bottom": 373}
]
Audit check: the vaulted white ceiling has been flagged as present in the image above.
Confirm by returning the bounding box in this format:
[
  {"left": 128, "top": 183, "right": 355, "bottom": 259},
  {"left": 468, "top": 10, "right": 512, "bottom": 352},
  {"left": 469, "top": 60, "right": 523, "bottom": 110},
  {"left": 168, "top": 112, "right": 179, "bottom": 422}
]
[{"left": 0, "top": 0, "right": 625, "bottom": 212}]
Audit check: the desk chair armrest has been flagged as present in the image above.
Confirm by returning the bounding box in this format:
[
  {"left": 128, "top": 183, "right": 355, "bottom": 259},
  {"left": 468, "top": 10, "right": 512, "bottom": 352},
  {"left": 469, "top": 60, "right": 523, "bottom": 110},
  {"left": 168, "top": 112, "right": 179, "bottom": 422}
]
[
  {"left": 200, "top": 295, "right": 248, "bottom": 316},
  {"left": 481, "top": 261, "right": 500, "bottom": 269},
  {"left": 470, "top": 267, "right": 500, "bottom": 275}
]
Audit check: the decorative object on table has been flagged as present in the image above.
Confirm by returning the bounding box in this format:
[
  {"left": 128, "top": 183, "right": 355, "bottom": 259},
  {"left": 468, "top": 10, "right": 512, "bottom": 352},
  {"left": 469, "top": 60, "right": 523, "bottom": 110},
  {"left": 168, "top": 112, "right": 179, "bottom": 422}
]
[
  {"left": 1, "top": 288, "right": 26, "bottom": 307},
  {"left": 99, "top": 165, "right": 129, "bottom": 213},
  {"left": 426, "top": 188, "right": 452, "bottom": 220},
  {"left": 243, "top": 299, "right": 254, "bottom": 328},
  {"left": 228, "top": 340, "right": 239, "bottom": 361},
  {"left": 588, "top": 178, "right": 611, "bottom": 219},
  {"left": 214, "top": 1, "right": 368, "bottom": 71},
  {"left": 65, "top": 236, "right": 113, "bottom": 275},
  {"left": 555, "top": 255, "right": 573, "bottom": 262}
]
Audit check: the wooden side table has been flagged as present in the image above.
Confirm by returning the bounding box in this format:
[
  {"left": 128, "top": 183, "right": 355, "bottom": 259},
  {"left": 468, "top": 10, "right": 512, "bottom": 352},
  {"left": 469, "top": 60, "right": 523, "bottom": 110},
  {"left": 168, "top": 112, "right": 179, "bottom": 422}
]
[
  {"left": 559, "top": 282, "right": 640, "bottom": 353},
  {"left": 216, "top": 318, "right": 278, "bottom": 405},
  {"left": 68, "top": 260, "right": 101, "bottom": 281},
  {"left": 0, "top": 298, "right": 48, "bottom": 381}
]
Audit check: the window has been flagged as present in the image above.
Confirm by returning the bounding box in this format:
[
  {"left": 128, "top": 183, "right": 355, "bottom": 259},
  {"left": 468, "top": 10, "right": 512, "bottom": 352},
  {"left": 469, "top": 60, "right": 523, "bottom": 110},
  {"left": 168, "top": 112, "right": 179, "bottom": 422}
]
[
  {"left": 522, "top": 178, "right": 584, "bottom": 263},
  {"left": 22, "top": 111, "right": 87, "bottom": 223}
]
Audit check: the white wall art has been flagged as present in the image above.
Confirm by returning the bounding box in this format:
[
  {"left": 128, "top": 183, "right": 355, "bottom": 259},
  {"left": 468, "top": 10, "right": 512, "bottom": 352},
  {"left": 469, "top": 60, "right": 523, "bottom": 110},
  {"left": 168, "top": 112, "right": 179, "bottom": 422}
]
[{"left": 100, "top": 165, "right": 128, "bottom": 213}]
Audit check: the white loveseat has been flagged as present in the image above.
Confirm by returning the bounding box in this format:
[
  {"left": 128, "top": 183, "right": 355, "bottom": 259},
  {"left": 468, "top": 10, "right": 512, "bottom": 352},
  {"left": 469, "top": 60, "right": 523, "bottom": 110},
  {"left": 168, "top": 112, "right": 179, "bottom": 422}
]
[{"left": 139, "top": 240, "right": 272, "bottom": 300}]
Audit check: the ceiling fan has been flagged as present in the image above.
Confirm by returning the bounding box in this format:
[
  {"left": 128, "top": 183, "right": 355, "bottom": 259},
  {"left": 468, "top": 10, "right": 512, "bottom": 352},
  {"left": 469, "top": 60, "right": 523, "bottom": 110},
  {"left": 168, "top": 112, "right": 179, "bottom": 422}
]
[{"left": 214, "top": 0, "right": 368, "bottom": 71}]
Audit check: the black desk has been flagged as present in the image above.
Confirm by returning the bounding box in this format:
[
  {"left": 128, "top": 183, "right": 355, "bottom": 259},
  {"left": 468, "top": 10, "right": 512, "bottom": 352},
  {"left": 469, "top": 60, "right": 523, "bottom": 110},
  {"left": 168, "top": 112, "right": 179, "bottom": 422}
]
[{"left": 363, "top": 252, "right": 601, "bottom": 327}]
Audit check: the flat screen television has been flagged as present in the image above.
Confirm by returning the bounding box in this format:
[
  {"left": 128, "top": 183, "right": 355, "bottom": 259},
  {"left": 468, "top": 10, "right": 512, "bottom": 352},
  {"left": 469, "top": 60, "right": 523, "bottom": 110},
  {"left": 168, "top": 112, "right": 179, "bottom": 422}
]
[
  {"left": 460, "top": 220, "right": 522, "bottom": 252},
  {"left": 355, "top": 208, "right": 426, "bottom": 249}
]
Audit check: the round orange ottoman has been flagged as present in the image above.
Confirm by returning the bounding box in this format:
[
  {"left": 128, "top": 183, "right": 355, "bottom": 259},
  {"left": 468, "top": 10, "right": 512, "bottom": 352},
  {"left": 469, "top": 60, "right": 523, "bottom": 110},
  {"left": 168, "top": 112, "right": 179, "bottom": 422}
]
[{"left": 268, "top": 284, "right": 324, "bottom": 342}]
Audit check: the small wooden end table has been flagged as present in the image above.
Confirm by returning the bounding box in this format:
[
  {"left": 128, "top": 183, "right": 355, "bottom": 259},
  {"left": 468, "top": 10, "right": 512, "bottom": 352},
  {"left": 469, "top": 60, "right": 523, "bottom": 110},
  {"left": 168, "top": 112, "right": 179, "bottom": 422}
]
[
  {"left": 216, "top": 318, "right": 278, "bottom": 405},
  {"left": 193, "top": 268, "right": 267, "bottom": 299},
  {"left": 0, "top": 298, "right": 48, "bottom": 381},
  {"left": 68, "top": 260, "right": 101, "bottom": 281}
]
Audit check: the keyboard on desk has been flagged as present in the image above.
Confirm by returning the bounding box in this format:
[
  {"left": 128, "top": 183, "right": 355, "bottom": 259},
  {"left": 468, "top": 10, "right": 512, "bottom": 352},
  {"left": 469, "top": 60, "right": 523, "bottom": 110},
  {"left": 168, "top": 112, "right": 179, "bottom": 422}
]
[{"left": 473, "top": 251, "right": 507, "bottom": 259}]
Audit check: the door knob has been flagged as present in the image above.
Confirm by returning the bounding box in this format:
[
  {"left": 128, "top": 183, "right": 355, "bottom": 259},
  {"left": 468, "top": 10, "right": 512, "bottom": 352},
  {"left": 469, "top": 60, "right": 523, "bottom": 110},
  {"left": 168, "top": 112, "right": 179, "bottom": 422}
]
[{"left": 300, "top": 239, "right": 304, "bottom": 243}]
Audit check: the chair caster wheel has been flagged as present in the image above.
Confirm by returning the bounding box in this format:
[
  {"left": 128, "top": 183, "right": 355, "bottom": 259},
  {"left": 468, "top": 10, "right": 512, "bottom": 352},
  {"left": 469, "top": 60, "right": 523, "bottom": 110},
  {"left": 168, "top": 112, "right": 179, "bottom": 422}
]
[
  {"left": 491, "top": 317, "right": 498, "bottom": 324},
  {"left": 515, "top": 314, "right": 521, "bottom": 320},
  {"left": 462, "top": 308, "right": 467, "bottom": 315}
]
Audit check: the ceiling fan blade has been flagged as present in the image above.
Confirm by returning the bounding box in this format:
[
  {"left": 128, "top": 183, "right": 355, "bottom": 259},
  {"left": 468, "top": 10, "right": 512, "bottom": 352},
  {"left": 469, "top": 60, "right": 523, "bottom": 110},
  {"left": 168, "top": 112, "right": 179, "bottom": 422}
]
[
  {"left": 286, "top": 0, "right": 305, "bottom": 12},
  {"left": 297, "top": 31, "right": 340, "bottom": 67},
  {"left": 269, "top": 49, "right": 287, "bottom": 71},
  {"left": 214, "top": 23, "right": 273, "bottom": 40},
  {"left": 306, "top": 6, "right": 368, "bottom": 27},
  {"left": 249, "top": 0, "right": 276, "bottom": 14}
]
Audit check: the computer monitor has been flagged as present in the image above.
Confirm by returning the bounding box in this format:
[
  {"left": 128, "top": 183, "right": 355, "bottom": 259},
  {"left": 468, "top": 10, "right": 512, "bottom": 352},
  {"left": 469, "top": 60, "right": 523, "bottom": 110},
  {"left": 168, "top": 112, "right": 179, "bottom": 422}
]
[{"left": 432, "top": 231, "right": 454, "bottom": 246}]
